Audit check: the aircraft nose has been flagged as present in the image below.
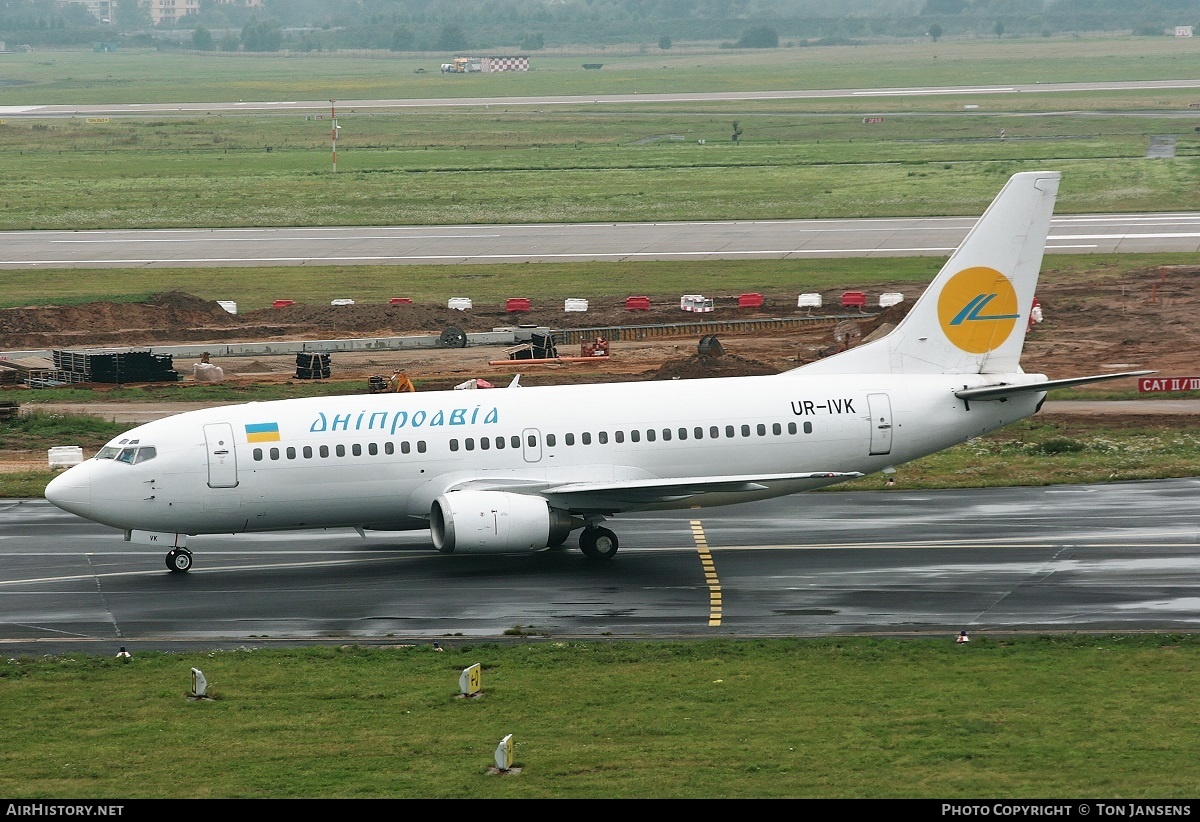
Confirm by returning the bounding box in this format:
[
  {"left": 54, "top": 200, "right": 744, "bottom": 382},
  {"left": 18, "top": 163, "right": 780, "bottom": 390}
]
[{"left": 45, "top": 463, "right": 92, "bottom": 518}]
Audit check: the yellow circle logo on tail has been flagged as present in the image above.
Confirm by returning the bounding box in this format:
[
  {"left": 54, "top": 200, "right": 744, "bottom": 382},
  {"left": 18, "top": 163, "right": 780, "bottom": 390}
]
[{"left": 937, "top": 266, "right": 1021, "bottom": 354}]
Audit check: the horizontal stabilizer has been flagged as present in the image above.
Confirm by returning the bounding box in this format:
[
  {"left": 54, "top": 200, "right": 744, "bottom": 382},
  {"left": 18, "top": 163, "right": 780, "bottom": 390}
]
[{"left": 954, "top": 370, "right": 1154, "bottom": 401}]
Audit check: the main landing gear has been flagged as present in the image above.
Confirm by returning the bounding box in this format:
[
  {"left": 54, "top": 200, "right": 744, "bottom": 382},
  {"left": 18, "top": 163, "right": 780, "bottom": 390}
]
[
  {"left": 165, "top": 547, "right": 193, "bottom": 573},
  {"left": 579, "top": 526, "right": 618, "bottom": 560}
]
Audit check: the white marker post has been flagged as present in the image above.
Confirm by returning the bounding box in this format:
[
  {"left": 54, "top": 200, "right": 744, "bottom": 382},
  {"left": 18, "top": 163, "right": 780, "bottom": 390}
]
[
  {"left": 494, "top": 734, "right": 513, "bottom": 772},
  {"left": 190, "top": 668, "right": 208, "bottom": 699},
  {"left": 459, "top": 663, "right": 482, "bottom": 697}
]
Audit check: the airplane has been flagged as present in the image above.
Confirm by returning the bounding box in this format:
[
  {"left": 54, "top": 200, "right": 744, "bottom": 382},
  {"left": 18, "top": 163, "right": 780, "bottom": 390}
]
[{"left": 45, "top": 171, "right": 1149, "bottom": 572}]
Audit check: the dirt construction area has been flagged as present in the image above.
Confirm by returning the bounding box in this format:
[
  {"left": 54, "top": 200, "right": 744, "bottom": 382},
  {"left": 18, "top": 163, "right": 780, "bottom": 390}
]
[{"left": 2, "top": 262, "right": 1198, "bottom": 397}]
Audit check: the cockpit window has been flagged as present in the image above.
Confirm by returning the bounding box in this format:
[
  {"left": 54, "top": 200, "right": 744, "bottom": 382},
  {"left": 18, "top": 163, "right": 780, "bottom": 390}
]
[{"left": 103, "top": 446, "right": 157, "bottom": 465}]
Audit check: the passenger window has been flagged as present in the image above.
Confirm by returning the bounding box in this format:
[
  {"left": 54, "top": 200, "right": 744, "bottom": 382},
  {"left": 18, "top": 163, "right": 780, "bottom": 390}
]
[
  {"left": 662, "top": 429, "right": 672, "bottom": 441},
  {"left": 320, "top": 445, "right": 330, "bottom": 458},
  {"left": 527, "top": 434, "right": 537, "bottom": 447},
  {"left": 757, "top": 424, "right": 766, "bottom": 436},
  {"left": 631, "top": 430, "right": 640, "bottom": 443},
  {"left": 647, "top": 429, "right": 656, "bottom": 442},
  {"left": 726, "top": 425, "right": 735, "bottom": 438},
  {"left": 678, "top": 428, "right": 687, "bottom": 440},
  {"left": 710, "top": 426, "right": 719, "bottom": 439},
  {"left": 582, "top": 432, "right": 592, "bottom": 445},
  {"left": 615, "top": 430, "right": 624, "bottom": 443},
  {"left": 788, "top": 422, "right": 797, "bottom": 435},
  {"left": 495, "top": 437, "right": 505, "bottom": 449},
  {"left": 286, "top": 447, "right": 297, "bottom": 459},
  {"left": 450, "top": 439, "right": 460, "bottom": 452},
  {"left": 418, "top": 441, "right": 427, "bottom": 453},
  {"left": 599, "top": 431, "right": 608, "bottom": 444},
  {"left": 695, "top": 427, "right": 704, "bottom": 440},
  {"left": 335, "top": 444, "right": 346, "bottom": 457},
  {"left": 369, "top": 443, "right": 378, "bottom": 456},
  {"left": 803, "top": 422, "right": 813, "bottom": 434},
  {"left": 253, "top": 448, "right": 263, "bottom": 462},
  {"left": 510, "top": 436, "right": 520, "bottom": 449},
  {"left": 384, "top": 442, "right": 394, "bottom": 455},
  {"left": 565, "top": 433, "right": 575, "bottom": 446},
  {"left": 270, "top": 447, "right": 280, "bottom": 460},
  {"left": 544, "top": 434, "right": 553, "bottom": 447},
  {"left": 352, "top": 443, "right": 362, "bottom": 457},
  {"left": 741, "top": 425, "right": 751, "bottom": 437},
  {"left": 304, "top": 446, "right": 313, "bottom": 458},
  {"left": 465, "top": 438, "right": 475, "bottom": 451},
  {"left": 480, "top": 437, "right": 490, "bottom": 450},
  {"left": 772, "top": 423, "right": 781, "bottom": 435}
]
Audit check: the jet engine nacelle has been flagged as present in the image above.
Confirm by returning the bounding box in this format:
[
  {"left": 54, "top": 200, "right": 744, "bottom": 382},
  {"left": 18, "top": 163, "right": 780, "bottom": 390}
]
[{"left": 430, "top": 491, "right": 573, "bottom": 554}]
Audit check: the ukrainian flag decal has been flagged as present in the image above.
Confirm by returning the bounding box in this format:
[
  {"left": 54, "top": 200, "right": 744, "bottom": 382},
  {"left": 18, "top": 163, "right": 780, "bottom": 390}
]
[{"left": 245, "top": 422, "right": 281, "bottom": 443}]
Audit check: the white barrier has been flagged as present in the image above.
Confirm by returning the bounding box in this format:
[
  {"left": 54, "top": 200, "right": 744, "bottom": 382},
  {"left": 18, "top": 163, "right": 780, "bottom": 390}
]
[{"left": 48, "top": 446, "right": 84, "bottom": 469}]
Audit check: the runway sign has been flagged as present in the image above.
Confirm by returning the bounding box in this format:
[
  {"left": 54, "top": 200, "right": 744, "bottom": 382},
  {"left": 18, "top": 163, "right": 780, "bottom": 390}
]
[{"left": 1139, "top": 376, "right": 1200, "bottom": 392}]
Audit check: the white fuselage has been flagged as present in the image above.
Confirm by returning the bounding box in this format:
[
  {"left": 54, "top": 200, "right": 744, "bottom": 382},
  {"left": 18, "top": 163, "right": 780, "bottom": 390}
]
[{"left": 46, "top": 370, "right": 1042, "bottom": 537}]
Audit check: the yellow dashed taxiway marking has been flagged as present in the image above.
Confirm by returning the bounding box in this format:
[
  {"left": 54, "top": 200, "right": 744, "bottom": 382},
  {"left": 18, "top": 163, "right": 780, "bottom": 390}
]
[{"left": 690, "top": 520, "right": 722, "bottom": 626}]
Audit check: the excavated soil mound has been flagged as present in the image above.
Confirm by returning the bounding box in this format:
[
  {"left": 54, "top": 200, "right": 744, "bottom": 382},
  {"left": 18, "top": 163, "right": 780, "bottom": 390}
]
[{"left": 654, "top": 353, "right": 779, "bottom": 380}]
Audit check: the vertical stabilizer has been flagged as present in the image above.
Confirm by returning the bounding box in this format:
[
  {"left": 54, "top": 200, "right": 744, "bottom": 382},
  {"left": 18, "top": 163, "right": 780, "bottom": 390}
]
[{"left": 793, "top": 171, "right": 1060, "bottom": 376}]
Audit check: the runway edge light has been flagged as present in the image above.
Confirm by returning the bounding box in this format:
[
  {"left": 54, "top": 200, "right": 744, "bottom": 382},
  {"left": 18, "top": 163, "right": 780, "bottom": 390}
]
[{"left": 459, "top": 663, "right": 482, "bottom": 697}]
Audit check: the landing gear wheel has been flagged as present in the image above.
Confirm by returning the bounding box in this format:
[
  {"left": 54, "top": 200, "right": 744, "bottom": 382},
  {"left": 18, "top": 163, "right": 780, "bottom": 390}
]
[
  {"left": 165, "top": 548, "right": 193, "bottom": 573},
  {"left": 579, "top": 527, "right": 618, "bottom": 560}
]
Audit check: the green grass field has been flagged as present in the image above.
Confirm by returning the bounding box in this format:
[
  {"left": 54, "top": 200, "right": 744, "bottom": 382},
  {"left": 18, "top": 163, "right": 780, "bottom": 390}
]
[
  {"left": 2, "top": 637, "right": 1200, "bottom": 798},
  {"left": 2, "top": 38, "right": 1198, "bottom": 104}
]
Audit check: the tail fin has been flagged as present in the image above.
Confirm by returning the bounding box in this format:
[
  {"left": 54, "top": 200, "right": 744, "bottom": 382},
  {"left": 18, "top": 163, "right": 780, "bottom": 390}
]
[{"left": 793, "top": 171, "right": 1061, "bottom": 376}]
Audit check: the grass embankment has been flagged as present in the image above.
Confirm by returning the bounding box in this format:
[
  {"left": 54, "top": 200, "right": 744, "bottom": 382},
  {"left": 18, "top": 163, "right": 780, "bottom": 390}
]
[
  {"left": 0, "top": 251, "right": 1193, "bottom": 311},
  {"left": 2, "top": 636, "right": 1200, "bottom": 798}
]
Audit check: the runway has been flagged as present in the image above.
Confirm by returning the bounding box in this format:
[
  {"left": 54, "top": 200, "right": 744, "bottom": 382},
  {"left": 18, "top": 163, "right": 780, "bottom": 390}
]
[
  {"left": 3, "top": 478, "right": 1198, "bottom": 652},
  {"left": 3, "top": 79, "right": 1199, "bottom": 118},
  {"left": 2, "top": 212, "right": 1198, "bottom": 269}
]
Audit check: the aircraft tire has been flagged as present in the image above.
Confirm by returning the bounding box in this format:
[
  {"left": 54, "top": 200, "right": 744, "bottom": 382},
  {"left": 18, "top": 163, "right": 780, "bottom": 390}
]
[
  {"left": 166, "top": 548, "right": 193, "bottom": 573},
  {"left": 579, "top": 527, "right": 618, "bottom": 560}
]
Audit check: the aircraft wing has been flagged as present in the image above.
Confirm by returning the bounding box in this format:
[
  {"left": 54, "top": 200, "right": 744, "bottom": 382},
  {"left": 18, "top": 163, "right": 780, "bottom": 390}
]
[
  {"left": 539, "top": 471, "right": 862, "bottom": 507},
  {"left": 446, "top": 471, "right": 861, "bottom": 509}
]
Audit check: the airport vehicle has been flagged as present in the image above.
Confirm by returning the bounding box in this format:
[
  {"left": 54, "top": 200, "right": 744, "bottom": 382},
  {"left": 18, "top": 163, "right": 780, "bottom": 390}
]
[{"left": 45, "top": 171, "right": 1145, "bottom": 572}]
